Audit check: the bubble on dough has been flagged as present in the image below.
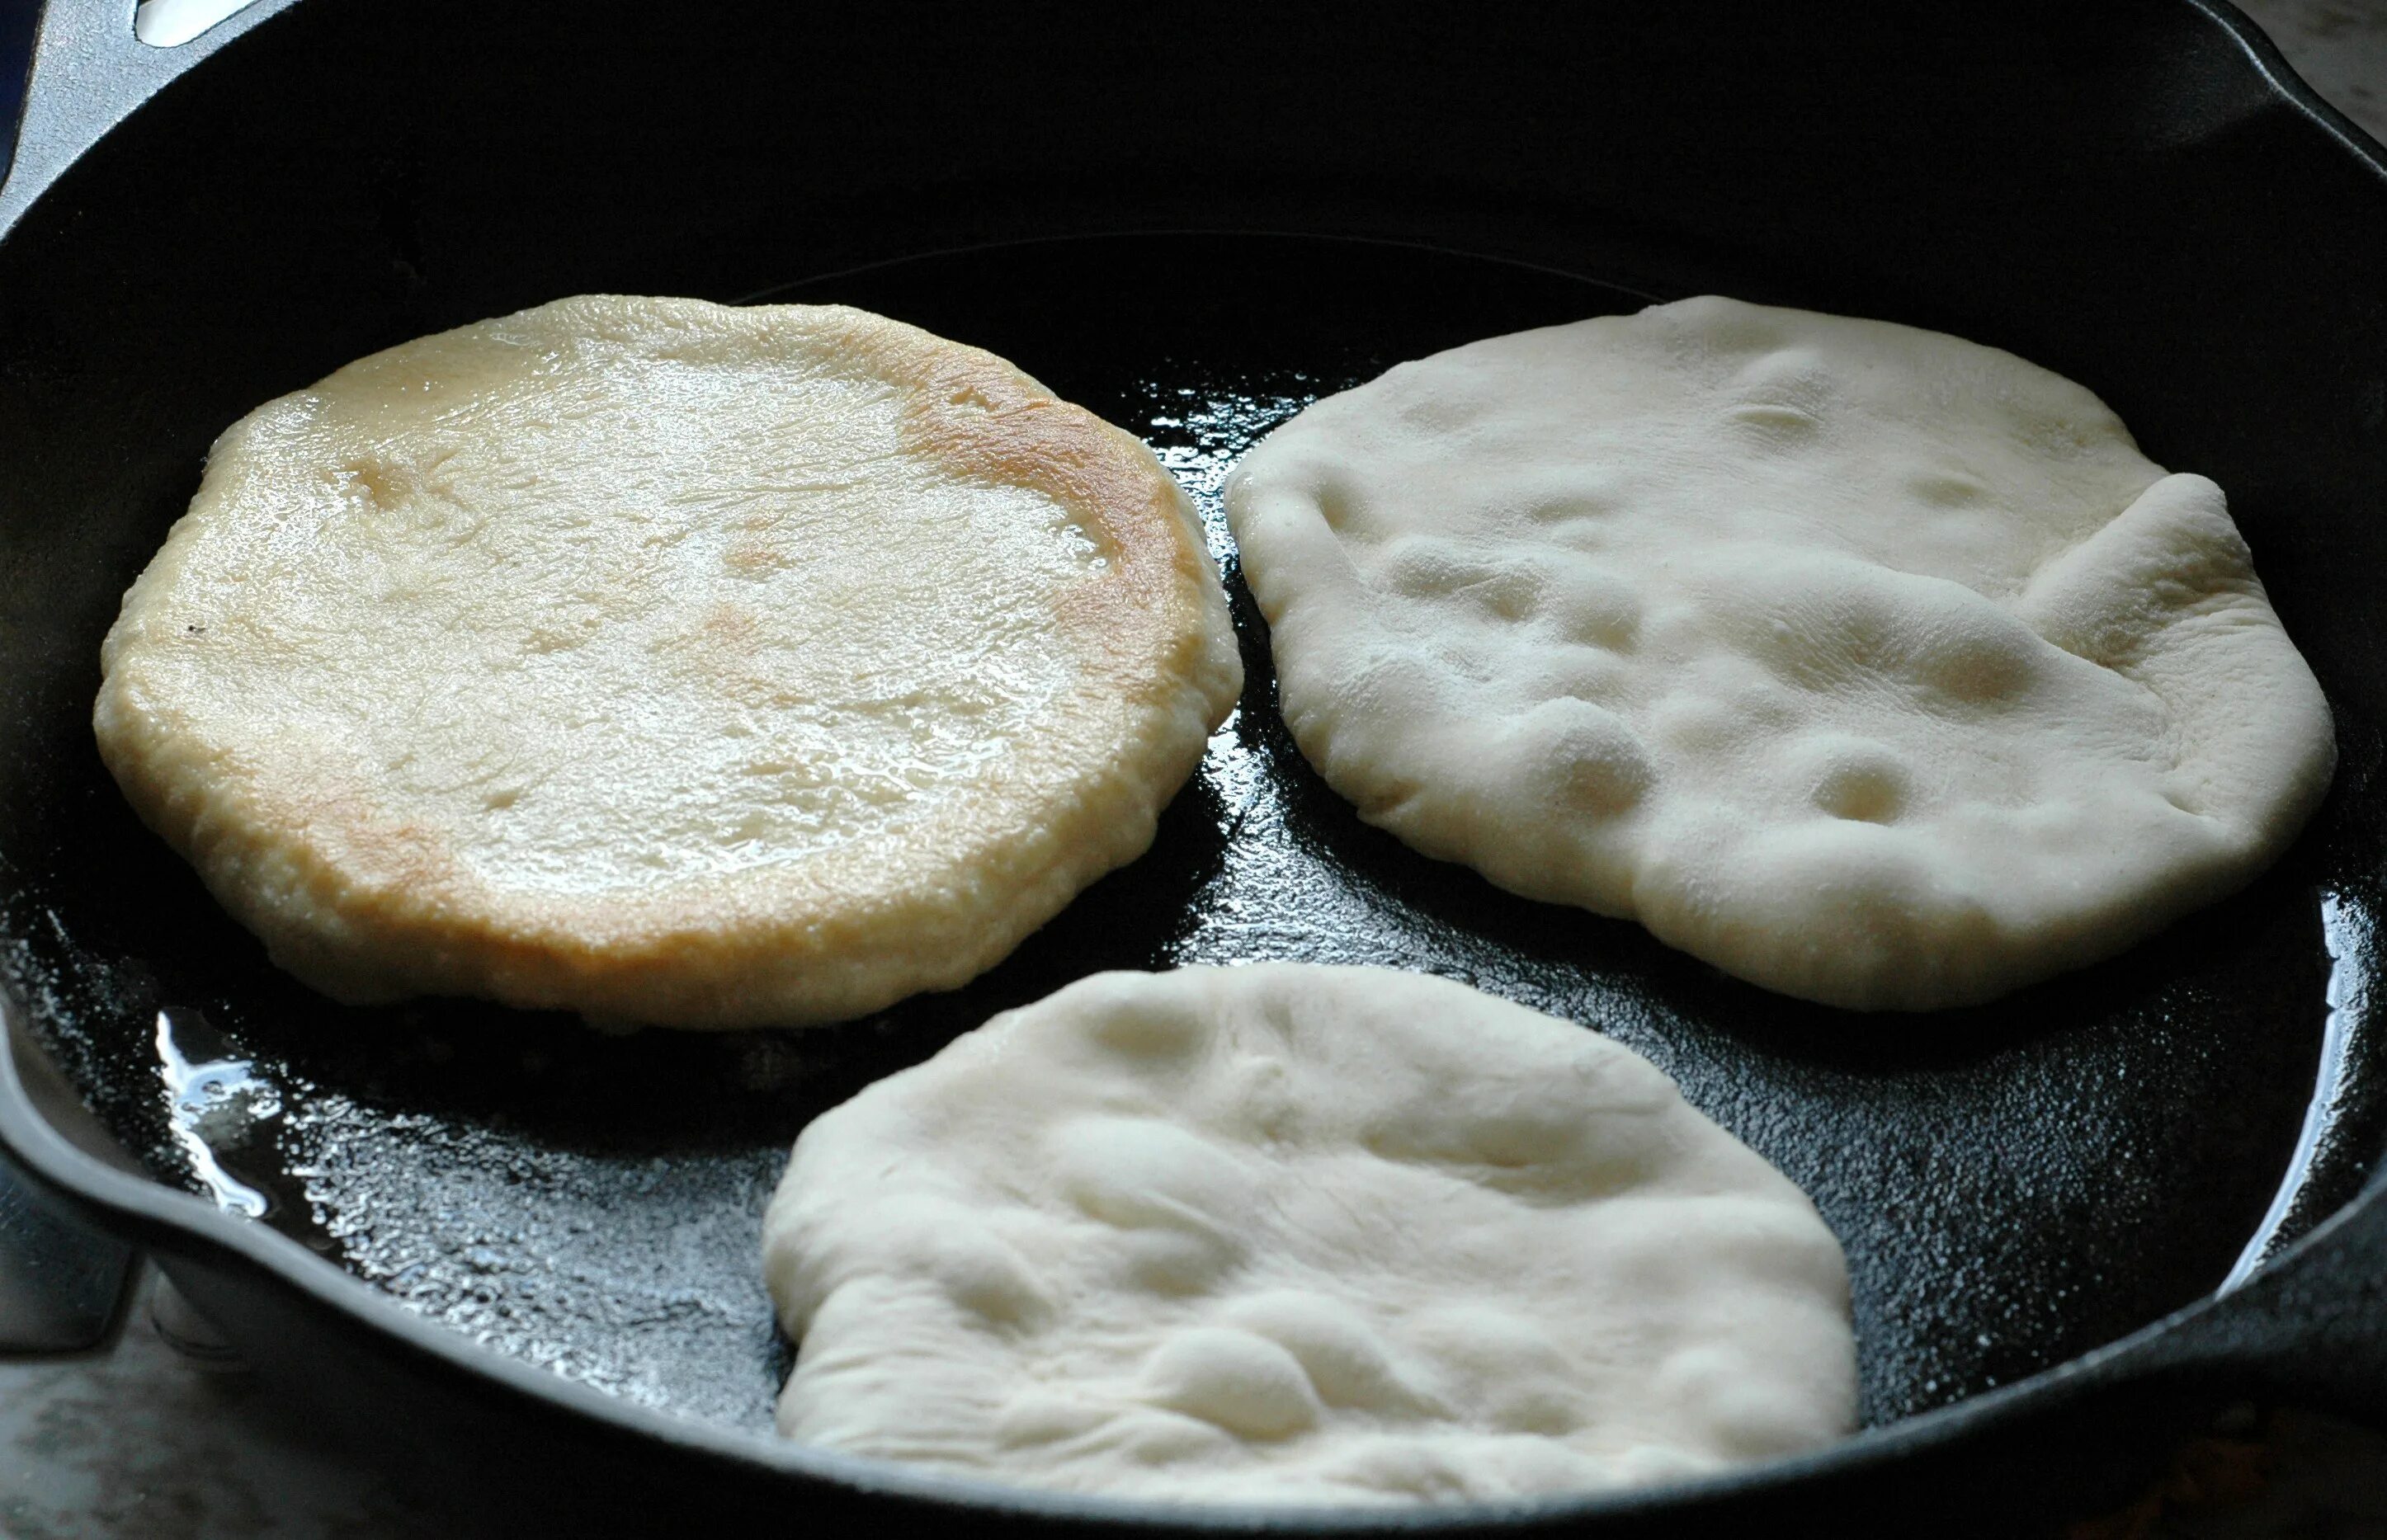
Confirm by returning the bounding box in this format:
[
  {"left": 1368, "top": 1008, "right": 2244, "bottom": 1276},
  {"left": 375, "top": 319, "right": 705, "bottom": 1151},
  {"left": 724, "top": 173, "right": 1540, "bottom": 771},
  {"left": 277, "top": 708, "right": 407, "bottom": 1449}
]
[
  {"left": 763, "top": 964, "right": 1856, "bottom": 1505},
  {"left": 1224, "top": 295, "right": 2336, "bottom": 1010}
]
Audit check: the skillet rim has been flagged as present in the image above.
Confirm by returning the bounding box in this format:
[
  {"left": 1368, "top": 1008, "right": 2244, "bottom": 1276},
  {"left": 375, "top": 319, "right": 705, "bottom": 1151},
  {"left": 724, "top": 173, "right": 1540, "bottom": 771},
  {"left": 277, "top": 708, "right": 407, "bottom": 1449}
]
[{"left": 2, "top": 0, "right": 2385, "bottom": 1525}]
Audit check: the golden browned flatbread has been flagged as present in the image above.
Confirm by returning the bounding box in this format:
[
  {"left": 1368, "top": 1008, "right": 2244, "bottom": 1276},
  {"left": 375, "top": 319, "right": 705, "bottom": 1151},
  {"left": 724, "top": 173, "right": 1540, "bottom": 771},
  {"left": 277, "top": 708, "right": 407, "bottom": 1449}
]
[{"left": 96, "top": 297, "right": 1240, "bottom": 1027}]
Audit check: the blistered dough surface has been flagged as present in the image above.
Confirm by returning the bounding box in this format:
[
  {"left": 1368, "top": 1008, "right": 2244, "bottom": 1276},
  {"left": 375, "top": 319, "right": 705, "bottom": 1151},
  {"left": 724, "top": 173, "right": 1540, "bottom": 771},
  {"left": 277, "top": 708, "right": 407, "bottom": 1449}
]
[
  {"left": 1224, "top": 297, "right": 2335, "bottom": 1010},
  {"left": 94, "top": 296, "right": 1240, "bottom": 1027},
  {"left": 763, "top": 964, "right": 1856, "bottom": 1504}
]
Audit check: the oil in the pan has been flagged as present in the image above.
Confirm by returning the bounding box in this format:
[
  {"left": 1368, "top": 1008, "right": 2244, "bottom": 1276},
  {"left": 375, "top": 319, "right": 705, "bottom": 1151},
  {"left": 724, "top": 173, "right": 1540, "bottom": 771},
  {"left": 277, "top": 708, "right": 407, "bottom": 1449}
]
[
  {"left": 153, "top": 1005, "right": 280, "bottom": 1219},
  {"left": 1133, "top": 376, "right": 1318, "bottom": 570}
]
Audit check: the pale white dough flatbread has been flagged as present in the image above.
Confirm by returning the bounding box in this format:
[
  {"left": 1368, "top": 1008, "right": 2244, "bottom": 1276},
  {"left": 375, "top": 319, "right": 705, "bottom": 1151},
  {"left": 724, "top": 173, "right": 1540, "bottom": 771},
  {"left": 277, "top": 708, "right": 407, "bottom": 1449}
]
[
  {"left": 1224, "top": 297, "right": 2335, "bottom": 1010},
  {"left": 94, "top": 297, "right": 1240, "bottom": 1028},
  {"left": 763, "top": 964, "right": 1856, "bottom": 1505}
]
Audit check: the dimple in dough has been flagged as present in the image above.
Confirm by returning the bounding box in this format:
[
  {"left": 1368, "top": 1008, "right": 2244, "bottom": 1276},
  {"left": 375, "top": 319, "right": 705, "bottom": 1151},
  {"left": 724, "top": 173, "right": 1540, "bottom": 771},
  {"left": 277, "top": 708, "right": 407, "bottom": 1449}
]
[
  {"left": 93, "top": 296, "right": 1241, "bottom": 1028},
  {"left": 763, "top": 964, "right": 1856, "bottom": 1505},
  {"left": 1223, "top": 296, "right": 2336, "bottom": 1010}
]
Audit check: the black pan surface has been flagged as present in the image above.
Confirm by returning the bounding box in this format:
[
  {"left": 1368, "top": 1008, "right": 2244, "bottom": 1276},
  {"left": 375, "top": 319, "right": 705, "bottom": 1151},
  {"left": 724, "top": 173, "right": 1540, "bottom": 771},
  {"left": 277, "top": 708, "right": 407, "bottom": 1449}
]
[
  {"left": 5, "top": 0, "right": 2387, "bottom": 1528},
  {"left": 7, "top": 227, "right": 2368, "bottom": 1433}
]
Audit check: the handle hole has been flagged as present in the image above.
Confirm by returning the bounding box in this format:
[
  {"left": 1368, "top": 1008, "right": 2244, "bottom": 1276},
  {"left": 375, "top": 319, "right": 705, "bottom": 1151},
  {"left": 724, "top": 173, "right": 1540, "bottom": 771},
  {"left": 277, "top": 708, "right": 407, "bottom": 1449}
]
[{"left": 134, "top": 0, "right": 262, "bottom": 49}]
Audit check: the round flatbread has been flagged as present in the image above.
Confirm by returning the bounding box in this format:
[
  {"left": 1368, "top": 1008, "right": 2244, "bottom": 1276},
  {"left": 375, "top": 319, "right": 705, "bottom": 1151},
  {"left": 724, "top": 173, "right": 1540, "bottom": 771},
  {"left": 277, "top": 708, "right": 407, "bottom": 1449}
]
[
  {"left": 1224, "top": 296, "right": 2335, "bottom": 1010},
  {"left": 95, "top": 297, "right": 1240, "bottom": 1028},
  {"left": 763, "top": 964, "right": 1856, "bottom": 1505}
]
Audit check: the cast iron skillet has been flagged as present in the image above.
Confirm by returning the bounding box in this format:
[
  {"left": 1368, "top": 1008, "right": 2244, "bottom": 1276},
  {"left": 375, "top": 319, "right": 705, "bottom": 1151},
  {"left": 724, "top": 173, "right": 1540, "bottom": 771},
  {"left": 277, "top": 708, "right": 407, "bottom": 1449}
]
[{"left": 5, "top": 0, "right": 2387, "bottom": 1532}]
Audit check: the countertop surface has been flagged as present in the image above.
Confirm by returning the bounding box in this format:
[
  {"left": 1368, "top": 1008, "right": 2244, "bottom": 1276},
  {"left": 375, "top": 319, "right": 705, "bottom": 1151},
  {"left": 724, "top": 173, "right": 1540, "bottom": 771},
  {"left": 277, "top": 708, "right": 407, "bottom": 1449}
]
[{"left": 6, "top": 2, "right": 2387, "bottom": 1537}]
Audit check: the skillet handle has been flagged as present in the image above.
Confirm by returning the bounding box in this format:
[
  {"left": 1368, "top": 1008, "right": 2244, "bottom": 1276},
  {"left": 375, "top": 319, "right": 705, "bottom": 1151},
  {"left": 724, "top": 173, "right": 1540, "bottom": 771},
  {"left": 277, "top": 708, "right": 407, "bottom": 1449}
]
[
  {"left": 0, "top": 1142, "right": 137, "bottom": 1353},
  {"left": 0, "top": 0, "right": 288, "bottom": 230},
  {"left": 0, "top": 1013, "right": 148, "bottom": 1353}
]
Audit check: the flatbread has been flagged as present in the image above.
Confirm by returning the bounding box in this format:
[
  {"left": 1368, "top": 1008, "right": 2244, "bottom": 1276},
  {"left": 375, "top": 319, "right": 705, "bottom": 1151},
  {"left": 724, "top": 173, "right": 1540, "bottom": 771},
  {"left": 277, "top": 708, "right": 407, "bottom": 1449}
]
[
  {"left": 94, "top": 297, "right": 1240, "bottom": 1028},
  {"left": 763, "top": 964, "right": 1856, "bottom": 1505},
  {"left": 1224, "top": 296, "right": 2335, "bottom": 1010}
]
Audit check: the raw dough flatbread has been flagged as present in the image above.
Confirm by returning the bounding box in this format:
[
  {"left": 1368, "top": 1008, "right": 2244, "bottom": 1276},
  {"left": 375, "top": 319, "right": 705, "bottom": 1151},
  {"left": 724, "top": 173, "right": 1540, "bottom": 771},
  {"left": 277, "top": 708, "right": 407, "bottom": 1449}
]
[
  {"left": 763, "top": 964, "right": 1856, "bottom": 1505},
  {"left": 1224, "top": 297, "right": 2335, "bottom": 1010},
  {"left": 95, "top": 297, "right": 1240, "bottom": 1028}
]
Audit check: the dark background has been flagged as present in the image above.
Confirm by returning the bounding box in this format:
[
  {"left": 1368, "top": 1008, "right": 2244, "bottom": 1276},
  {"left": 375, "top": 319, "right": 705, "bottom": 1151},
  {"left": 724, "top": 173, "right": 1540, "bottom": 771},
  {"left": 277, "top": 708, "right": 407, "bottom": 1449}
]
[{"left": 0, "top": 0, "right": 31, "bottom": 179}]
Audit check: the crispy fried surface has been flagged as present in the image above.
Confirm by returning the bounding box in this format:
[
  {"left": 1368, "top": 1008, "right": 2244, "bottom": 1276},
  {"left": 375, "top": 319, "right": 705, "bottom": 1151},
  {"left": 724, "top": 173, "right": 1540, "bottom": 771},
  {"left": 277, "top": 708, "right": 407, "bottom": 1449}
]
[{"left": 96, "top": 297, "right": 1240, "bottom": 1027}]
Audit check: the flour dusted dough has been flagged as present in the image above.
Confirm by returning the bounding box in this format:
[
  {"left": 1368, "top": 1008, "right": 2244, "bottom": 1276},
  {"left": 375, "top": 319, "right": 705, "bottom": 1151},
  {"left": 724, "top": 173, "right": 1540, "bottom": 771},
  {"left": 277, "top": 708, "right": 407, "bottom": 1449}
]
[
  {"left": 764, "top": 964, "right": 1855, "bottom": 1504},
  {"left": 94, "top": 297, "right": 1240, "bottom": 1028},
  {"left": 1224, "top": 297, "right": 2335, "bottom": 1010}
]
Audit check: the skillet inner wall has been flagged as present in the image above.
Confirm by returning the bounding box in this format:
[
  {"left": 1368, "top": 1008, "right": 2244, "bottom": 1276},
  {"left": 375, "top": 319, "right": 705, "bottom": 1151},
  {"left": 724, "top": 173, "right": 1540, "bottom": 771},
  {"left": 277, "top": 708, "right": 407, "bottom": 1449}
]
[{"left": 0, "top": 0, "right": 2380, "bottom": 1444}]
